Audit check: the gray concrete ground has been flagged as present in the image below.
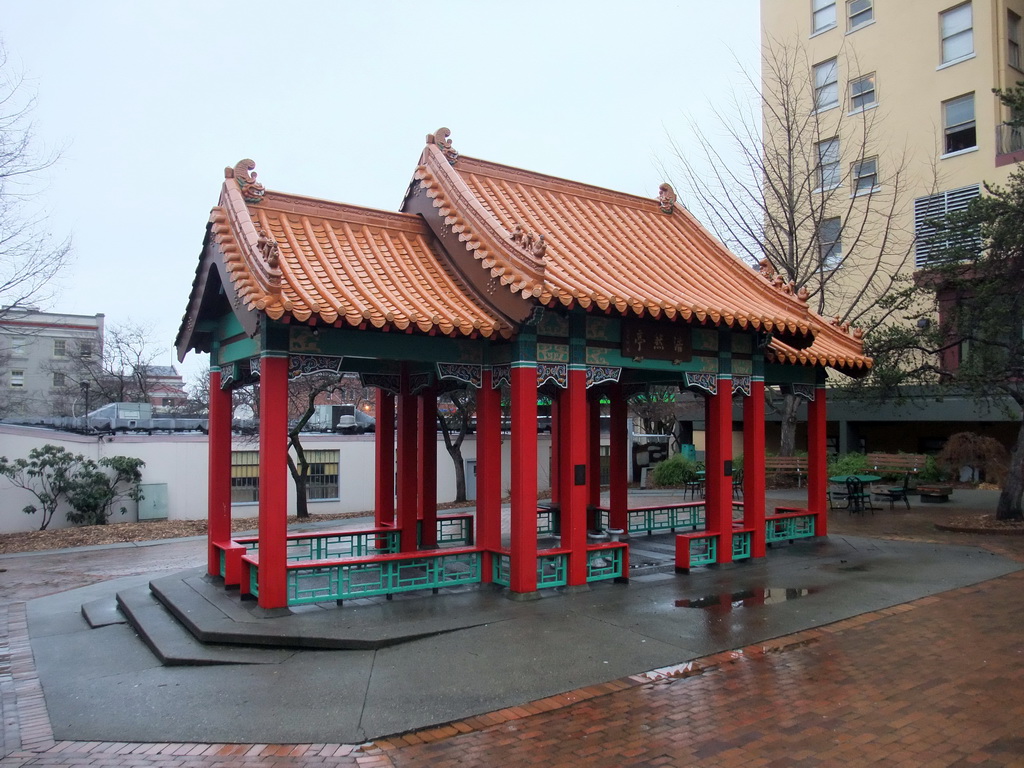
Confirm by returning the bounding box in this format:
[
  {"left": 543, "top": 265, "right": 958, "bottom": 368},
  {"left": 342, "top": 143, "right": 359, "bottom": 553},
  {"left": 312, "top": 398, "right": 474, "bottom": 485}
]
[{"left": 6, "top": 489, "right": 1019, "bottom": 746}]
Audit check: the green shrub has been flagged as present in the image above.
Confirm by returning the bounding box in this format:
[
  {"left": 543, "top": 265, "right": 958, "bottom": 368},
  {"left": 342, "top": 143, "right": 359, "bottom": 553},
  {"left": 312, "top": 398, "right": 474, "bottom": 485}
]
[
  {"left": 827, "top": 452, "right": 867, "bottom": 478},
  {"left": 651, "top": 454, "right": 698, "bottom": 487}
]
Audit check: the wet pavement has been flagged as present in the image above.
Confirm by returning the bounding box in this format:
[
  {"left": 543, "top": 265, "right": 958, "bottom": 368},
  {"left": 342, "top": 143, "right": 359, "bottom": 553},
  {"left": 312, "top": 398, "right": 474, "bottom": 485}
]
[{"left": 2, "top": 489, "right": 1024, "bottom": 766}]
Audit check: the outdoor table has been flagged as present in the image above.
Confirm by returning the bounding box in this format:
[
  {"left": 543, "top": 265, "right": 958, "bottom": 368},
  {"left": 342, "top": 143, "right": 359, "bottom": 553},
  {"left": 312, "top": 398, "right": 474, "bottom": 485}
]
[
  {"left": 829, "top": 475, "right": 881, "bottom": 513},
  {"left": 829, "top": 475, "right": 882, "bottom": 483}
]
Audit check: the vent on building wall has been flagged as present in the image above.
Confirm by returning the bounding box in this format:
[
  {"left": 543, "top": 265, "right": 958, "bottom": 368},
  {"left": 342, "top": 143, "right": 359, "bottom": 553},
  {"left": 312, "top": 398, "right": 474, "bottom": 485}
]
[{"left": 913, "top": 184, "right": 981, "bottom": 268}]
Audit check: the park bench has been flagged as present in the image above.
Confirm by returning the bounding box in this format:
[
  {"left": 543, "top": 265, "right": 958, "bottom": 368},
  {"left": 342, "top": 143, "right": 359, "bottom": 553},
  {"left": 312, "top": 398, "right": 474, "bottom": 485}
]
[
  {"left": 764, "top": 456, "right": 807, "bottom": 487},
  {"left": 865, "top": 453, "right": 928, "bottom": 477}
]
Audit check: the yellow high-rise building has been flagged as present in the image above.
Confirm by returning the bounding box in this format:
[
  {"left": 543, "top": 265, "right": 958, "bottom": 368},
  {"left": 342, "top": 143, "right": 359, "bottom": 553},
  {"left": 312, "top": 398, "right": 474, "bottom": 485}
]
[{"left": 761, "top": 0, "right": 1023, "bottom": 292}]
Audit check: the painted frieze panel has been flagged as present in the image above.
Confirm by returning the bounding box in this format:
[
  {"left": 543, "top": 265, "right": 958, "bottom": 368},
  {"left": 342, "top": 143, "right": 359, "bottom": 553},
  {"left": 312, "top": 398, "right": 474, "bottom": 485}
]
[
  {"left": 537, "top": 312, "right": 569, "bottom": 337},
  {"left": 586, "top": 315, "right": 620, "bottom": 343},
  {"left": 537, "top": 342, "right": 570, "bottom": 363},
  {"left": 288, "top": 354, "right": 344, "bottom": 379},
  {"left": 437, "top": 362, "right": 483, "bottom": 389},
  {"left": 537, "top": 363, "right": 568, "bottom": 389},
  {"left": 684, "top": 371, "right": 718, "bottom": 395},
  {"left": 732, "top": 358, "right": 753, "bottom": 375},
  {"left": 692, "top": 328, "right": 719, "bottom": 352},
  {"left": 732, "top": 375, "right": 752, "bottom": 397},
  {"left": 585, "top": 366, "right": 622, "bottom": 388}
]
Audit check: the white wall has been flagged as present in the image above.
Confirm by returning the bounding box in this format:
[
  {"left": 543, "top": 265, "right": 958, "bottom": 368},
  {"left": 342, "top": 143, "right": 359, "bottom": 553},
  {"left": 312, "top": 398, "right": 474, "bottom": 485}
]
[{"left": 0, "top": 425, "right": 553, "bottom": 533}]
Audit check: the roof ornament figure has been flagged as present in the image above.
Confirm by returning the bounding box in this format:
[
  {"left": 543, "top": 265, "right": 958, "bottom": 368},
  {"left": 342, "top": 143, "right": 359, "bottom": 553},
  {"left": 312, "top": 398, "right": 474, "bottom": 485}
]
[
  {"left": 226, "top": 159, "right": 266, "bottom": 204},
  {"left": 657, "top": 183, "right": 677, "bottom": 214},
  {"left": 427, "top": 127, "right": 459, "bottom": 165},
  {"left": 531, "top": 234, "right": 547, "bottom": 260},
  {"left": 510, "top": 224, "right": 548, "bottom": 260},
  {"left": 758, "top": 258, "right": 776, "bottom": 280},
  {"left": 256, "top": 224, "right": 280, "bottom": 269}
]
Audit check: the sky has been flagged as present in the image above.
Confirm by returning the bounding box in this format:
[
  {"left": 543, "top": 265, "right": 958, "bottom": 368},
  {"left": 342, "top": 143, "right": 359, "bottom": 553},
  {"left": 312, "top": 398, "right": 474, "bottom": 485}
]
[{"left": 1, "top": 0, "right": 760, "bottom": 385}]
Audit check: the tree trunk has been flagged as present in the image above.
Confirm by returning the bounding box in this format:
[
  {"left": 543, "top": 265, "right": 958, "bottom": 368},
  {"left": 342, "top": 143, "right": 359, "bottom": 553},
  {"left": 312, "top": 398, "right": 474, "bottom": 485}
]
[
  {"left": 451, "top": 446, "right": 467, "bottom": 502},
  {"left": 995, "top": 419, "right": 1024, "bottom": 520},
  {"left": 294, "top": 473, "right": 309, "bottom": 519},
  {"left": 778, "top": 393, "right": 800, "bottom": 457}
]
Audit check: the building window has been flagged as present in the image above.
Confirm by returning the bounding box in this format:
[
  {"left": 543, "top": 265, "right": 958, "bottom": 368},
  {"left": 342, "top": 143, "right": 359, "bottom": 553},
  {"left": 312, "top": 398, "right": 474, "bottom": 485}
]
[
  {"left": 852, "top": 156, "right": 879, "bottom": 194},
  {"left": 9, "top": 338, "right": 29, "bottom": 358},
  {"left": 78, "top": 341, "right": 94, "bottom": 358},
  {"left": 10, "top": 370, "right": 24, "bottom": 388},
  {"left": 814, "top": 58, "right": 839, "bottom": 110},
  {"left": 53, "top": 339, "right": 67, "bottom": 357},
  {"left": 230, "top": 451, "right": 260, "bottom": 503},
  {"left": 943, "top": 93, "right": 976, "bottom": 154},
  {"left": 305, "top": 449, "right": 340, "bottom": 501},
  {"left": 1010, "top": 10, "right": 1022, "bottom": 70},
  {"left": 940, "top": 3, "right": 973, "bottom": 64},
  {"left": 52, "top": 372, "right": 66, "bottom": 388},
  {"left": 819, "top": 217, "right": 843, "bottom": 270},
  {"left": 812, "top": 0, "right": 837, "bottom": 33},
  {"left": 817, "top": 138, "right": 841, "bottom": 189},
  {"left": 849, "top": 73, "right": 876, "bottom": 111},
  {"left": 847, "top": 0, "right": 873, "bottom": 31},
  {"left": 914, "top": 184, "right": 981, "bottom": 267}
]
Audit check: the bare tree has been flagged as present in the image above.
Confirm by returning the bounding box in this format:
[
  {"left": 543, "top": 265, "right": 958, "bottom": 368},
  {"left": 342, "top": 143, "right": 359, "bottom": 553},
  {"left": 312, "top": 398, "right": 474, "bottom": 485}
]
[
  {"left": 669, "top": 38, "right": 924, "bottom": 455},
  {"left": 48, "top": 321, "right": 160, "bottom": 410},
  {"left": 0, "top": 42, "right": 71, "bottom": 318},
  {"left": 437, "top": 386, "right": 475, "bottom": 502}
]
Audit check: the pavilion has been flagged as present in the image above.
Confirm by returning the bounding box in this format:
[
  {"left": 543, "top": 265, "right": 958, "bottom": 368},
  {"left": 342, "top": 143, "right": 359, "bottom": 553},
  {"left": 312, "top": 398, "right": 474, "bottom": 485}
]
[{"left": 175, "top": 129, "right": 871, "bottom": 610}]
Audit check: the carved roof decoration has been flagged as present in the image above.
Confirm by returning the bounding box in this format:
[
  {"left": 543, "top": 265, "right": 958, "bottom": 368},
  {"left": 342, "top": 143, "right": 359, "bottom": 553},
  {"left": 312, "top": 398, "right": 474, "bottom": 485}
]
[
  {"left": 226, "top": 159, "right": 265, "bottom": 204},
  {"left": 657, "top": 183, "right": 677, "bottom": 214}
]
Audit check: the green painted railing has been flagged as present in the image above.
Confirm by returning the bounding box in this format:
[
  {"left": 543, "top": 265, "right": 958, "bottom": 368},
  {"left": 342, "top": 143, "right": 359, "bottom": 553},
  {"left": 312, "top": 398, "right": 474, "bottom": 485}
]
[
  {"left": 278, "top": 549, "right": 482, "bottom": 605},
  {"left": 685, "top": 534, "right": 718, "bottom": 567},
  {"left": 596, "top": 504, "right": 706, "bottom": 535},
  {"left": 492, "top": 546, "right": 624, "bottom": 587},
  {"left": 586, "top": 546, "right": 624, "bottom": 582},
  {"left": 732, "top": 529, "right": 753, "bottom": 560},
  {"left": 765, "top": 512, "right": 816, "bottom": 543},
  {"left": 538, "top": 508, "right": 558, "bottom": 536}
]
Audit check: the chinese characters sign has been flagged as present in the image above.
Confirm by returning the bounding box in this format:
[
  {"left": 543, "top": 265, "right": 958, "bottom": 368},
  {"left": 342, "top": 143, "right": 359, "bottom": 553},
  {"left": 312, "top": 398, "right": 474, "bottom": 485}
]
[{"left": 621, "top": 320, "right": 692, "bottom": 362}]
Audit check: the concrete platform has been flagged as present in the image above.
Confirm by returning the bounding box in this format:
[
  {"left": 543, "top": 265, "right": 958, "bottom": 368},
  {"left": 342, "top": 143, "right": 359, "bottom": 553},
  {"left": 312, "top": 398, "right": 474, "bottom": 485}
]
[{"left": 26, "top": 532, "right": 1021, "bottom": 745}]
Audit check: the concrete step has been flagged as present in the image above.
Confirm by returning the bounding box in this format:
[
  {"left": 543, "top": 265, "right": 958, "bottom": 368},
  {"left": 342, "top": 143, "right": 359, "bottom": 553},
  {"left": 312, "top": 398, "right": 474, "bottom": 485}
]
[
  {"left": 116, "top": 586, "right": 294, "bottom": 666},
  {"left": 80, "top": 598, "right": 127, "bottom": 628}
]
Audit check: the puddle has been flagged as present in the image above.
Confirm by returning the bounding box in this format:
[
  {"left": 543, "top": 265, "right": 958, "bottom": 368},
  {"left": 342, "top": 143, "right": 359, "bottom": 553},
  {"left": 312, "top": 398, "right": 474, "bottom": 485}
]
[{"left": 675, "top": 587, "right": 819, "bottom": 610}]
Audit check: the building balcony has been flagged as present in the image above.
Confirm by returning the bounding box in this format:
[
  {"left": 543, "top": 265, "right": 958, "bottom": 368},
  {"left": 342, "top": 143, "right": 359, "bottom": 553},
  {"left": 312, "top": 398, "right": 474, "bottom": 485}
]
[{"left": 995, "top": 122, "right": 1024, "bottom": 167}]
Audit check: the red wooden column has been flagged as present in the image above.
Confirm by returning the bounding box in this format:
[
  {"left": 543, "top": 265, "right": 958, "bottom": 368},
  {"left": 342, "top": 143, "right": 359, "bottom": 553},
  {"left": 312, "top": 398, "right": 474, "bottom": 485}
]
[
  {"left": 417, "top": 386, "right": 438, "bottom": 547},
  {"left": 374, "top": 389, "right": 395, "bottom": 529},
  {"left": 477, "top": 370, "right": 502, "bottom": 581},
  {"left": 563, "top": 367, "right": 589, "bottom": 585},
  {"left": 549, "top": 398, "right": 560, "bottom": 507},
  {"left": 396, "top": 375, "right": 419, "bottom": 553},
  {"left": 207, "top": 366, "right": 233, "bottom": 577},
  {"left": 807, "top": 385, "right": 828, "bottom": 535},
  {"left": 742, "top": 378, "right": 767, "bottom": 558},
  {"left": 704, "top": 379, "right": 734, "bottom": 565},
  {"left": 510, "top": 364, "right": 538, "bottom": 594},
  {"left": 587, "top": 394, "right": 602, "bottom": 512},
  {"left": 257, "top": 354, "right": 290, "bottom": 609},
  {"left": 608, "top": 383, "right": 629, "bottom": 532}
]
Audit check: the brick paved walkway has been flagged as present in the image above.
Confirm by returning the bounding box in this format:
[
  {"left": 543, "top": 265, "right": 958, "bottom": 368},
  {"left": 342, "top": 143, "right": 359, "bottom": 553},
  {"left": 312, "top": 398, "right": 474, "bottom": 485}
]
[{"left": 3, "top": 509, "right": 1024, "bottom": 766}]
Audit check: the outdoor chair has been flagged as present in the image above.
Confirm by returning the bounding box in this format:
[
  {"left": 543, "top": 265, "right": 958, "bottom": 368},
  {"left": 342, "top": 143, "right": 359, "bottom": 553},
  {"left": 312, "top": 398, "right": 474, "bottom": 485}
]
[
  {"left": 732, "top": 467, "right": 744, "bottom": 499},
  {"left": 684, "top": 462, "right": 705, "bottom": 500},
  {"left": 874, "top": 472, "right": 912, "bottom": 510},
  {"left": 828, "top": 484, "right": 849, "bottom": 511},
  {"left": 845, "top": 476, "right": 875, "bottom": 514}
]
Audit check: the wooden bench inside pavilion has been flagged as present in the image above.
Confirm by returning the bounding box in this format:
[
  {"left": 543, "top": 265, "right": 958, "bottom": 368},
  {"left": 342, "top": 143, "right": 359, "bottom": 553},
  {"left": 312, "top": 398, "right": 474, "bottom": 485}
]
[{"left": 175, "top": 129, "right": 872, "bottom": 610}]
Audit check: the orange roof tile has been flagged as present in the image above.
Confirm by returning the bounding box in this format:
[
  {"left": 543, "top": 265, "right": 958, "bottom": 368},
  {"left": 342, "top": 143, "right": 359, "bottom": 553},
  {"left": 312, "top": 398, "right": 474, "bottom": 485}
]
[
  {"left": 208, "top": 162, "right": 511, "bottom": 340},
  {"left": 410, "top": 135, "right": 871, "bottom": 374}
]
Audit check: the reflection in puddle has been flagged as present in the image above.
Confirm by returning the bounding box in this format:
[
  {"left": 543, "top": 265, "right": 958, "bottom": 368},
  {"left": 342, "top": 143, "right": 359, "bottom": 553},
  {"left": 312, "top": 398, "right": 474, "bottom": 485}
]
[{"left": 675, "top": 587, "right": 819, "bottom": 610}]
